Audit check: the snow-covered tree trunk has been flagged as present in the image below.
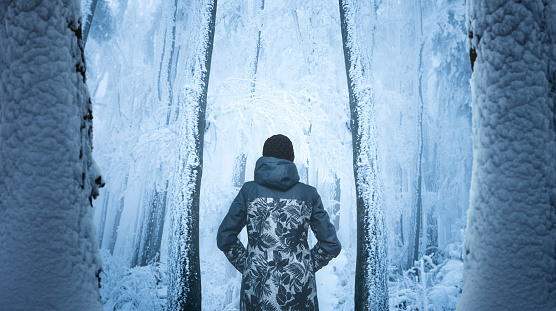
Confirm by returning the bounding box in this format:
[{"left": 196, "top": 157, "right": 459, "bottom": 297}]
[
  {"left": 167, "top": 0, "right": 217, "bottom": 309},
  {"left": 0, "top": 1, "right": 104, "bottom": 309},
  {"left": 249, "top": 0, "right": 264, "bottom": 94},
  {"left": 410, "top": 1, "right": 425, "bottom": 268},
  {"left": 133, "top": 183, "right": 168, "bottom": 267},
  {"left": 82, "top": 0, "right": 99, "bottom": 46},
  {"left": 339, "top": 0, "right": 388, "bottom": 310},
  {"left": 457, "top": 1, "right": 556, "bottom": 309}
]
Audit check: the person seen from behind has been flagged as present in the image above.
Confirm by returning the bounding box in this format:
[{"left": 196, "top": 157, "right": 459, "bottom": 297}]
[{"left": 217, "top": 134, "right": 342, "bottom": 310}]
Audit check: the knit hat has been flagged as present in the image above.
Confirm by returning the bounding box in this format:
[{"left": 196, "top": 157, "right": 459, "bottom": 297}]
[{"left": 263, "top": 134, "right": 295, "bottom": 162}]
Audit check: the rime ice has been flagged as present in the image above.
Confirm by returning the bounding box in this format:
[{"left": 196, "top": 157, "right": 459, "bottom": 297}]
[
  {"left": 0, "top": 1, "right": 103, "bottom": 309},
  {"left": 457, "top": 1, "right": 556, "bottom": 310}
]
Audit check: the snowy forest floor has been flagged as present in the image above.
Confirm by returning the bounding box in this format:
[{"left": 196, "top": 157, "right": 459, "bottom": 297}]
[{"left": 99, "top": 245, "right": 463, "bottom": 311}]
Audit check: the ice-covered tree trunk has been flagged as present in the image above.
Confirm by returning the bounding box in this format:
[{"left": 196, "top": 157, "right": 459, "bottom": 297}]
[
  {"left": 249, "top": 0, "right": 264, "bottom": 94},
  {"left": 457, "top": 1, "right": 556, "bottom": 309},
  {"left": 339, "top": 0, "right": 388, "bottom": 310},
  {"left": 167, "top": 0, "right": 217, "bottom": 310},
  {"left": 410, "top": 1, "right": 425, "bottom": 268},
  {"left": 123, "top": 0, "right": 181, "bottom": 268},
  {"left": 133, "top": 183, "right": 168, "bottom": 267},
  {"left": 81, "top": 0, "right": 99, "bottom": 46},
  {"left": 0, "top": 1, "right": 104, "bottom": 309}
]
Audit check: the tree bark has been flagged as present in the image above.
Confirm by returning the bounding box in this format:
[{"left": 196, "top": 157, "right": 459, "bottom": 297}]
[
  {"left": 457, "top": 1, "right": 556, "bottom": 309},
  {"left": 339, "top": 0, "right": 388, "bottom": 310},
  {"left": 167, "top": 0, "right": 217, "bottom": 310},
  {"left": 82, "top": 0, "right": 99, "bottom": 46},
  {"left": 249, "top": 0, "right": 264, "bottom": 95},
  {"left": 0, "top": 1, "right": 103, "bottom": 309},
  {"left": 134, "top": 182, "right": 168, "bottom": 267}
]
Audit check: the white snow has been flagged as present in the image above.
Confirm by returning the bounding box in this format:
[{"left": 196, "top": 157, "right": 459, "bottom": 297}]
[
  {"left": 0, "top": 1, "right": 103, "bottom": 309},
  {"left": 99, "top": 249, "right": 166, "bottom": 310},
  {"left": 457, "top": 1, "right": 556, "bottom": 310}
]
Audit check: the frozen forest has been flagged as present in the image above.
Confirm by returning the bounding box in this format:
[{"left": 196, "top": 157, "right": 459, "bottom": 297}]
[{"left": 0, "top": 0, "right": 554, "bottom": 310}]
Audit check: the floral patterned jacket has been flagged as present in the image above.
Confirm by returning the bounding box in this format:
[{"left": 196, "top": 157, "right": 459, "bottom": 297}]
[{"left": 217, "top": 156, "right": 342, "bottom": 311}]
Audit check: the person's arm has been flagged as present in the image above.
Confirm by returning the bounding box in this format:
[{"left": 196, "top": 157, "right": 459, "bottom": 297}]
[
  {"left": 217, "top": 185, "right": 248, "bottom": 273},
  {"left": 310, "top": 192, "right": 342, "bottom": 272}
]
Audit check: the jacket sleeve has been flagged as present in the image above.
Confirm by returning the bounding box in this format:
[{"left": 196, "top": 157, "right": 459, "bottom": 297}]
[
  {"left": 217, "top": 185, "right": 248, "bottom": 273},
  {"left": 310, "top": 191, "right": 342, "bottom": 272}
]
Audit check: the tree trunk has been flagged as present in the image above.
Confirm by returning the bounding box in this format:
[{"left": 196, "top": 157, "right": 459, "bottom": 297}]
[
  {"left": 233, "top": 154, "right": 247, "bottom": 187},
  {"left": 457, "top": 1, "right": 556, "bottom": 309},
  {"left": 82, "top": 0, "right": 99, "bottom": 46},
  {"left": 167, "top": 0, "right": 217, "bottom": 310},
  {"left": 408, "top": 1, "right": 425, "bottom": 269},
  {"left": 0, "top": 0, "right": 103, "bottom": 309},
  {"left": 339, "top": 0, "right": 388, "bottom": 310},
  {"left": 164, "top": 0, "right": 179, "bottom": 125},
  {"left": 134, "top": 181, "right": 168, "bottom": 267},
  {"left": 412, "top": 39, "right": 425, "bottom": 267},
  {"left": 249, "top": 0, "right": 264, "bottom": 95},
  {"left": 108, "top": 175, "right": 126, "bottom": 254}
]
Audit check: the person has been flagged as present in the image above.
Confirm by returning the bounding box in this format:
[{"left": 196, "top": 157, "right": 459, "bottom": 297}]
[{"left": 217, "top": 134, "right": 342, "bottom": 310}]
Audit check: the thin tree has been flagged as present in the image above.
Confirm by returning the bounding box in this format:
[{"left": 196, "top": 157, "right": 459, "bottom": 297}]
[
  {"left": 82, "top": 0, "right": 99, "bottom": 46},
  {"left": 457, "top": 1, "right": 556, "bottom": 309},
  {"left": 249, "top": 0, "right": 264, "bottom": 94},
  {"left": 0, "top": 0, "right": 103, "bottom": 309},
  {"left": 339, "top": 0, "right": 388, "bottom": 310},
  {"left": 167, "top": 0, "right": 217, "bottom": 310},
  {"left": 412, "top": 0, "right": 425, "bottom": 268},
  {"left": 133, "top": 182, "right": 168, "bottom": 267}
]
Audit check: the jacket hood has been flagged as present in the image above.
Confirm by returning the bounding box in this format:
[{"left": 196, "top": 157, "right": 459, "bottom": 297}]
[{"left": 254, "top": 156, "right": 300, "bottom": 190}]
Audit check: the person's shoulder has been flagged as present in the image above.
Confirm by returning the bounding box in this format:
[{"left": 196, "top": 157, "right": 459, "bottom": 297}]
[
  {"left": 295, "top": 182, "right": 316, "bottom": 191},
  {"left": 292, "top": 182, "right": 319, "bottom": 198},
  {"left": 240, "top": 181, "right": 258, "bottom": 192},
  {"left": 239, "top": 181, "right": 260, "bottom": 197},
  {"left": 242, "top": 181, "right": 257, "bottom": 189}
]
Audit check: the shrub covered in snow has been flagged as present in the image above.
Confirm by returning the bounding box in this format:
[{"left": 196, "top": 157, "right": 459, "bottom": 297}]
[
  {"left": 390, "top": 243, "right": 463, "bottom": 311},
  {"left": 100, "top": 250, "right": 166, "bottom": 311}
]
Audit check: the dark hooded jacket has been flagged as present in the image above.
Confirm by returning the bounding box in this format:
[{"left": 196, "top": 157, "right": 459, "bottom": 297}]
[{"left": 217, "top": 156, "right": 342, "bottom": 311}]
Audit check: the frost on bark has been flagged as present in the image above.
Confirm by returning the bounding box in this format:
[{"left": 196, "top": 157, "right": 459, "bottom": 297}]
[
  {"left": 82, "top": 0, "right": 99, "bottom": 46},
  {"left": 133, "top": 182, "right": 168, "bottom": 267},
  {"left": 166, "top": 0, "right": 217, "bottom": 310},
  {"left": 248, "top": 0, "right": 264, "bottom": 94},
  {"left": 339, "top": 0, "right": 388, "bottom": 310},
  {"left": 409, "top": 1, "right": 426, "bottom": 269},
  {"left": 0, "top": 0, "right": 103, "bottom": 309},
  {"left": 457, "top": 1, "right": 556, "bottom": 310}
]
